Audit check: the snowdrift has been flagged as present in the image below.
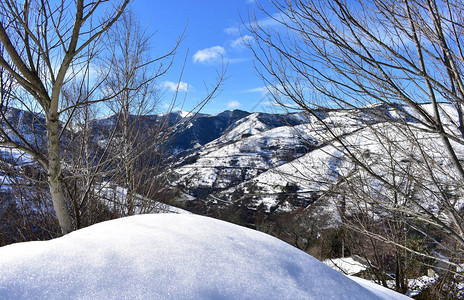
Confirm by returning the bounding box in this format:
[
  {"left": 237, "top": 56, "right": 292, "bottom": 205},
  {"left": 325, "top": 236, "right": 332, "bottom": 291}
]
[{"left": 0, "top": 214, "right": 409, "bottom": 299}]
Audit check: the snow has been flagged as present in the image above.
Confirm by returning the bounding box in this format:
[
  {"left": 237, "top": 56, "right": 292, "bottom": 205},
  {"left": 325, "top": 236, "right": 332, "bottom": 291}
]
[
  {"left": 219, "top": 113, "right": 269, "bottom": 141},
  {"left": 324, "top": 256, "right": 369, "bottom": 275},
  {"left": 173, "top": 122, "right": 318, "bottom": 193},
  {"left": 349, "top": 276, "right": 409, "bottom": 300},
  {"left": 405, "top": 275, "right": 438, "bottom": 297},
  {"left": 214, "top": 108, "right": 464, "bottom": 214},
  {"left": 175, "top": 110, "right": 193, "bottom": 118},
  {"left": 0, "top": 214, "right": 410, "bottom": 299},
  {"left": 0, "top": 148, "right": 34, "bottom": 165},
  {"left": 93, "top": 182, "right": 191, "bottom": 215}
]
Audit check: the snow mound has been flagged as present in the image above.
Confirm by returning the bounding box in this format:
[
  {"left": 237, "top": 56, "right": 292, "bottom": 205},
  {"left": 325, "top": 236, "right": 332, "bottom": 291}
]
[{"left": 0, "top": 214, "right": 409, "bottom": 299}]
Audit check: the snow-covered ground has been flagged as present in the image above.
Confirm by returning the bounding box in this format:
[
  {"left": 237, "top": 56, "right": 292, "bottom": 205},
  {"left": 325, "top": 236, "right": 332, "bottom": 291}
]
[
  {"left": 0, "top": 214, "right": 410, "bottom": 299},
  {"left": 324, "top": 256, "right": 369, "bottom": 276}
]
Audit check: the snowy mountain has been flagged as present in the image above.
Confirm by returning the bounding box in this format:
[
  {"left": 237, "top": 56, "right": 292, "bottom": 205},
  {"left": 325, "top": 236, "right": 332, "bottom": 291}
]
[
  {"left": 167, "top": 104, "right": 464, "bottom": 225},
  {"left": 166, "top": 108, "right": 380, "bottom": 212},
  {"left": 0, "top": 213, "right": 409, "bottom": 299},
  {"left": 3, "top": 104, "right": 460, "bottom": 230},
  {"left": 2, "top": 104, "right": 462, "bottom": 218}
]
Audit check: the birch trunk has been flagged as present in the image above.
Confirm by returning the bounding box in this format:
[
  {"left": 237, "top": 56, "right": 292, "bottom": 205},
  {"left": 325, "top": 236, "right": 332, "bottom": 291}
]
[{"left": 47, "top": 115, "right": 73, "bottom": 234}]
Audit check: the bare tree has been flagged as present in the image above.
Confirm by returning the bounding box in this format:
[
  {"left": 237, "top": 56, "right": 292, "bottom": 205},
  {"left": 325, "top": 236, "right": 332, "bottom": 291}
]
[
  {"left": 0, "top": 0, "right": 223, "bottom": 236},
  {"left": 247, "top": 0, "right": 464, "bottom": 291},
  {"left": 0, "top": 0, "right": 133, "bottom": 234},
  {"left": 101, "top": 12, "right": 163, "bottom": 215}
]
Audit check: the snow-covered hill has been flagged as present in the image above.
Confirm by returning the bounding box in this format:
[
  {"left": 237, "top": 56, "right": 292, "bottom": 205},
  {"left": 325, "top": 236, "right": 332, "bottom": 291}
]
[
  {"left": 173, "top": 124, "right": 317, "bottom": 196},
  {"left": 168, "top": 104, "right": 464, "bottom": 223},
  {"left": 0, "top": 214, "right": 409, "bottom": 299},
  {"left": 167, "top": 108, "right": 370, "bottom": 211}
]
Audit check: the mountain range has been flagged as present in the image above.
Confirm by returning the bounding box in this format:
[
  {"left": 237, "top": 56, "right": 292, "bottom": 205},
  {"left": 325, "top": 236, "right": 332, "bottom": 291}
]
[{"left": 2, "top": 103, "right": 462, "bottom": 237}]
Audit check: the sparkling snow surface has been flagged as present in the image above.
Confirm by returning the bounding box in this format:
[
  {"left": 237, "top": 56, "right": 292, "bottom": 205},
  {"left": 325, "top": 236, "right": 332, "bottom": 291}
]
[{"left": 0, "top": 214, "right": 409, "bottom": 299}]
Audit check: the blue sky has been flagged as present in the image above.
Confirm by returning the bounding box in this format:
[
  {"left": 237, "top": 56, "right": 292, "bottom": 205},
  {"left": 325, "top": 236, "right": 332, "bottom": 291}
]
[{"left": 130, "top": 0, "right": 280, "bottom": 114}]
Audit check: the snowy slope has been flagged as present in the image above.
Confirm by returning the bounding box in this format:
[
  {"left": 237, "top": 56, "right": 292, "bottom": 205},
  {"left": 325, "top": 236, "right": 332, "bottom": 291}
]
[
  {"left": 173, "top": 124, "right": 317, "bottom": 195},
  {"left": 168, "top": 107, "right": 373, "bottom": 207},
  {"left": 0, "top": 214, "right": 409, "bottom": 299},
  {"left": 211, "top": 112, "right": 304, "bottom": 144},
  {"left": 177, "top": 103, "right": 464, "bottom": 218}
]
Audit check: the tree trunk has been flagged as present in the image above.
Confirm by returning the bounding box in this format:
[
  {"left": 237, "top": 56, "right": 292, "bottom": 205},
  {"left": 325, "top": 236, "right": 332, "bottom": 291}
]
[{"left": 47, "top": 117, "right": 73, "bottom": 234}]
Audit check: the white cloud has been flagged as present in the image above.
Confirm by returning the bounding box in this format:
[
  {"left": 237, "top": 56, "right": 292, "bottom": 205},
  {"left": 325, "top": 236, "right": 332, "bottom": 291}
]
[
  {"left": 225, "top": 10, "right": 286, "bottom": 38},
  {"left": 227, "top": 101, "right": 241, "bottom": 108},
  {"left": 231, "top": 35, "right": 253, "bottom": 49},
  {"left": 245, "top": 12, "right": 288, "bottom": 30},
  {"left": 193, "top": 46, "right": 225, "bottom": 64},
  {"left": 246, "top": 87, "right": 268, "bottom": 94},
  {"left": 224, "top": 26, "right": 240, "bottom": 36},
  {"left": 255, "top": 16, "right": 282, "bottom": 28},
  {"left": 161, "top": 81, "right": 190, "bottom": 92},
  {"left": 245, "top": 84, "right": 283, "bottom": 96}
]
